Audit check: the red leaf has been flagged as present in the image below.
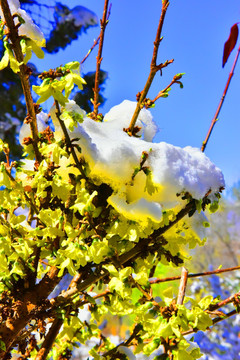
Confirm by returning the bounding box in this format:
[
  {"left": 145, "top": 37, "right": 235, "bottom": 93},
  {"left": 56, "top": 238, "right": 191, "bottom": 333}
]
[{"left": 222, "top": 23, "right": 239, "bottom": 67}]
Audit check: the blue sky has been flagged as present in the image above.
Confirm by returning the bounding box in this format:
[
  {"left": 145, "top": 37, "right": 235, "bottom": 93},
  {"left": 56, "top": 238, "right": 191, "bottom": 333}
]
[{"left": 36, "top": 0, "right": 240, "bottom": 190}]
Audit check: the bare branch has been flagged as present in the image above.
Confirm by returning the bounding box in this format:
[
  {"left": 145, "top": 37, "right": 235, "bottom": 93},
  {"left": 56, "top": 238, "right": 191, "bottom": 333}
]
[
  {"left": 152, "top": 73, "right": 184, "bottom": 103},
  {"left": 80, "top": 36, "right": 100, "bottom": 65},
  {"left": 201, "top": 43, "right": 240, "bottom": 152},
  {"left": 128, "top": 0, "right": 170, "bottom": 134},
  {"left": 80, "top": 5, "right": 111, "bottom": 66},
  {"left": 150, "top": 264, "right": 240, "bottom": 285},
  {"left": 209, "top": 289, "right": 240, "bottom": 311},
  {"left": 35, "top": 318, "right": 63, "bottom": 360},
  {"left": 0, "top": 0, "right": 42, "bottom": 162},
  {"left": 92, "top": 0, "right": 110, "bottom": 119},
  {"left": 212, "top": 309, "right": 238, "bottom": 325},
  {"left": 177, "top": 267, "right": 188, "bottom": 305}
]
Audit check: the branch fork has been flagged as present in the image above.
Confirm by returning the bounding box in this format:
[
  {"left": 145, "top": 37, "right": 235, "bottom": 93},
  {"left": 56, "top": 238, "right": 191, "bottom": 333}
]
[{"left": 128, "top": 0, "right": 171, "bottom": 134}]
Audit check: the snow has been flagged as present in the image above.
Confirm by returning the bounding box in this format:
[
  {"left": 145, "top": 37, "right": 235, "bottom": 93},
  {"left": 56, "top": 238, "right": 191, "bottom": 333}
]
[
  {"left": 19, "top": 111, "right": 49, "bottom": 145},
  {"left": 108, "top": 195, "right": 163, "bottom": 223},
  {"left": 68, "top": 100, "right": 224, "bottom": 221},
  {"left": 78, "top": 303, "right": 92, "bottom": 323},
  {"left": 104, "top": 100, "right": 158, "bottom": 142},
  {"left": 118, "top": 346, "right": 136, "bottom": 360},
  {"left": 19, "top": 99, "right": 225, "bottom": 223},
  {"left": 0, "top": 0, "right": 45, "bottom": 47}
]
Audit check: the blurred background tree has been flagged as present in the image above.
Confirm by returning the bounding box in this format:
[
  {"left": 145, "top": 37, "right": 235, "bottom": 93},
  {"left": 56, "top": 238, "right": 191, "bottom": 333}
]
[
  {"left": 0, "top": 0, "right": 107, "bottom": 158},
  {"left": 190, "top": 183, "right": 240, "bottom": 272}
]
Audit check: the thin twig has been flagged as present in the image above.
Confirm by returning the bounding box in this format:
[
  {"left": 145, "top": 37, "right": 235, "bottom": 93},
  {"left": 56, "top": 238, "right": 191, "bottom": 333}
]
[
  {"left": 81, "top": 8, "right": 111, "bottom": 68},
  {"left": 130, "top": 275, "right": 160, "bottom": 308},
  {"left": 80, "top": 36, "right": 100, "bottom": 65},
  {"left": 69, "top": 273, "right": 82, "bottom": 289},
  {"left": 153, "top": 73, "right": 183, "bottom": 102},
  {"left": 209, "top": 289, "right": 240, "bottom": 311},
  {"left": 0, "top": 0, "right": 42, "bottom": 163},
  {"left": 39, "top": 259, "right": 51, "bottom": 267},
  {"left": 71, "top": 289, "right": 111, "bottom": 310},
  {"left": 212, "top": 309, "right": 238, "bottom": 325},
  {"left": 153, "top": 79, "right": 175, "bottom": 102},
  {"left": 5, "top": 167, "right": 40, "bottom": 216},
  {"left": 54, "top": 100, "right": 87, "bottom": 179},
  {"left": 80, "top": 4, "right": 111, "bottom": 66},
  {"left": 128, "top": 0, "right": 171, "bottom": 134},
  {"left": 182, "top": 309, "right": 238, "bottom": 337},
  {"left": 92, "top": 0, "right": 110, "bottom": 118},
  {"left": 177, "top": 267, "right": 188, "bottom": 305},
  {"left": 149, "top": 264, "right": 240, "bottom": 285},
  {"left": 201, "top": 43, "right": 240, "bottom": 152}
]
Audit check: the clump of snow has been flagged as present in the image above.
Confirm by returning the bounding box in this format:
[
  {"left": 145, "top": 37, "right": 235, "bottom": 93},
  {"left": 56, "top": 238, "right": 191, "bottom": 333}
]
[
  {"left": 104, "top": 100, "right": 157, "bottom": 142},
  {"left": 67, "top": 100, "right": 224, "bottom": 222},
  {"left": 19, "top": 111, "right": 49, "bottom": 145},
  {"left": 20, "top": 99, "right": 225, "bottom": 223},
  {"left": 0, "top": 0, "right": 45, "bottom": 47},
  {"left": 64, "top": 100, "right": 86, "bottom": 115},
  {"left": 108, "top": 195, "right": 162, "bottom": 223}
]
